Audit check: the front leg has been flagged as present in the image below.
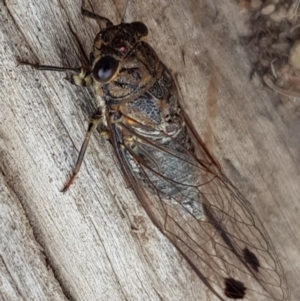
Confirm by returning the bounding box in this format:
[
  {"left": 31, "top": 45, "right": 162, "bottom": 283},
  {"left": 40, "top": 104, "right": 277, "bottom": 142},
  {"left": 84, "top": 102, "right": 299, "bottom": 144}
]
[
  {"left": 18, "top": 61, "right": 93, "bottom": 87},
  {"left": 81, "top": 0, "right": 113, "bottom": 27},
  {"left": 62, "top": 112, "right": 104, "bottom": 192}
]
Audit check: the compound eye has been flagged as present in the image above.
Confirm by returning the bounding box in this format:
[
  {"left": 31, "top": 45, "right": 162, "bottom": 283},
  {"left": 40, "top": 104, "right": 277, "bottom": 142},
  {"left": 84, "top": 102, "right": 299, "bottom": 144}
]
[
  {"left": 92, "top": 56, "right": 119, "bottom": 83},
  {"left": 131, "top": 22, "right": 148, "bottom": 37}
]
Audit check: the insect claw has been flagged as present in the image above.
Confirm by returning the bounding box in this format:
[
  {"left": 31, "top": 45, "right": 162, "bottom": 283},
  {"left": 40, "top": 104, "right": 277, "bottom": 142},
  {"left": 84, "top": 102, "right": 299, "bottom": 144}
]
[
  {"left": 61, "top": 176, "right": 75, "bottom": 193},
  {"left": 60, "top": 185, "right": 69, "bottom": 193},
  {"left": 16, "top": 59, "right": 39, "bottom": 69}
]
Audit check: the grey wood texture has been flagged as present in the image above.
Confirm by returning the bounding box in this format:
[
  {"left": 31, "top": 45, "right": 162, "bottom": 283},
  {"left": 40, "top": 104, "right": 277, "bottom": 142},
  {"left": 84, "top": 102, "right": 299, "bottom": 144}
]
[{"left": 0, "top": 0, "right": 299, "bottom": 300}]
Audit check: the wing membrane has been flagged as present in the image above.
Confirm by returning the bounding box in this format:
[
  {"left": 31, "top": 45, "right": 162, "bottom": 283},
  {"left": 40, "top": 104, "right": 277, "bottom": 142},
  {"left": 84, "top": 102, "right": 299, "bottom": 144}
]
[{"left": 108, "top": 112, "right": 288, "bottom": 301}]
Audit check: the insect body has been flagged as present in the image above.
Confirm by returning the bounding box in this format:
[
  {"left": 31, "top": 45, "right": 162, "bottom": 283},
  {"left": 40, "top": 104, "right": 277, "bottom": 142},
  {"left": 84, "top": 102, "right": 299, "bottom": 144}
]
[{"left": 21, "top": 3, "right": 288, "bottom": 301}]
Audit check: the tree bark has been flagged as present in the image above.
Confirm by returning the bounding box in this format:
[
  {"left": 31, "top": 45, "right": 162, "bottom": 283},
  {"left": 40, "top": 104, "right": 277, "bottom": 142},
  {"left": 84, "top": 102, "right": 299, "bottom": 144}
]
[{"left": 1, "top": 0, "right": 299, "bottom": 300}]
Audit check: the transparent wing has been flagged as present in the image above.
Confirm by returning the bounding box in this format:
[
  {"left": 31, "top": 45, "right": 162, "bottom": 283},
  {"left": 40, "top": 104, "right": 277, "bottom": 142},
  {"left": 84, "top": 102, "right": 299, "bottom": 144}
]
[{"left": 108, "top": 112, "right": 288, "bottom": 301}]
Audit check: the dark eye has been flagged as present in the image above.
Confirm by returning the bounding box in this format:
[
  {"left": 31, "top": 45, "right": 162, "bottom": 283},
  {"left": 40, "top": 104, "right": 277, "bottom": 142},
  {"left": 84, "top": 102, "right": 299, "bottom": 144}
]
[
  {"left": 92, "top": 56, "right": 119, "bottom": 83},
  {"left": 130, "top": 22, "right": 148, "bottom": 37}
]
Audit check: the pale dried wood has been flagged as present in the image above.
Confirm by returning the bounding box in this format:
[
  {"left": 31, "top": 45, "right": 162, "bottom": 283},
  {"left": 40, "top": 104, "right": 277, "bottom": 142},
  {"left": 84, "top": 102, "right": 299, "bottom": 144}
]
[{"left": 0, "top": 0, "right": 299, "bottom": 300}]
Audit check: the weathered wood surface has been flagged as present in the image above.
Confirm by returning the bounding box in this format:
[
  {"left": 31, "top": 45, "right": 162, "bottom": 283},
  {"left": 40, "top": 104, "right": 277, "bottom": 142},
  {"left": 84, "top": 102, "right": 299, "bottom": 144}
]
[{"left": 1, "top": 0, "right": 299, "bottom": 300}]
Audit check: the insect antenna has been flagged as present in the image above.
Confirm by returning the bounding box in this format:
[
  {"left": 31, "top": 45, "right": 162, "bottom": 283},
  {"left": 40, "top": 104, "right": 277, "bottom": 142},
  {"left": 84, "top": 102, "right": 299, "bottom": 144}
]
[{"left": 121, "top": 0, "right": 130, "bottom": 23}]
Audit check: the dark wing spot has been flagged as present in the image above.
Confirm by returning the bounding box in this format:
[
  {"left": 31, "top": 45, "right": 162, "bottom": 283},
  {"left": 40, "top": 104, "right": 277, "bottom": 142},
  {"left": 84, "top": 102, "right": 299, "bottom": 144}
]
[
  {"left": 224, "top": 278, "right": 246, "bottom": 299},
  {"left": 243, "top": 247, "right": 260, "bottom": 272}
]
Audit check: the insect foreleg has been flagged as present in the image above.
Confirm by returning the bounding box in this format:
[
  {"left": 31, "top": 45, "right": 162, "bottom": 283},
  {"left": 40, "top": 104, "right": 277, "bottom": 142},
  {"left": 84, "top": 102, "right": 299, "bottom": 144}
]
[
  {"left": 81, "top": 1, "right": 113, "bottom": 27},
  {"left": 61, "top": 112, "right": 103, "bottom": 192},
  {"left": 18, "top": 61, "right": 82, "bottom": 73},
  {"left": 19, "top": 61, "right": 92, "bottom": 87}
]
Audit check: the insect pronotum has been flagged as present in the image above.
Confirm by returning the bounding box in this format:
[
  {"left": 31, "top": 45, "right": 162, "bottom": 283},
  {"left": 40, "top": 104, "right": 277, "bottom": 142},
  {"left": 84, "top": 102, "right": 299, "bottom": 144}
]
[{"left": 20, "top": 1, "right": 288, "bottom": 300}]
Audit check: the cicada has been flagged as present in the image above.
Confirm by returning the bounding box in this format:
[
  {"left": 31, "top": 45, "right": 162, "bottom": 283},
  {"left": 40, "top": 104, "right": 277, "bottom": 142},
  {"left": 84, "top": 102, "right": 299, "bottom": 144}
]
[{"left": 21, "top": 2, "right": 288, "bottom": 300}]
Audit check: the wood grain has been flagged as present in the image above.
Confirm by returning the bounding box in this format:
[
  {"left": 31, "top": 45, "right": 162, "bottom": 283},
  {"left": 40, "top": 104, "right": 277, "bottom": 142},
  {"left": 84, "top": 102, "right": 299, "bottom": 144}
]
[{"left": 1, "top": 0, "right": 299, "bottom": 300}]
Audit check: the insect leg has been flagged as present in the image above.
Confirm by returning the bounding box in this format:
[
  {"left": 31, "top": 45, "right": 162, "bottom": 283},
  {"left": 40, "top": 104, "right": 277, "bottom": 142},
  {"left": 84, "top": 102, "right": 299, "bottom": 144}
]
[
  {"left": 61, "top": 112, "right": 102, "bottom": 192},
  {"left": 18, "top": 61, "right": 82, "bottom": 73},
  {"left": 81, "top": 1, "right": 113, "bottom": 27},
  {"left": 18, "top": 61, "right": 92, "bottom": 87}
]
